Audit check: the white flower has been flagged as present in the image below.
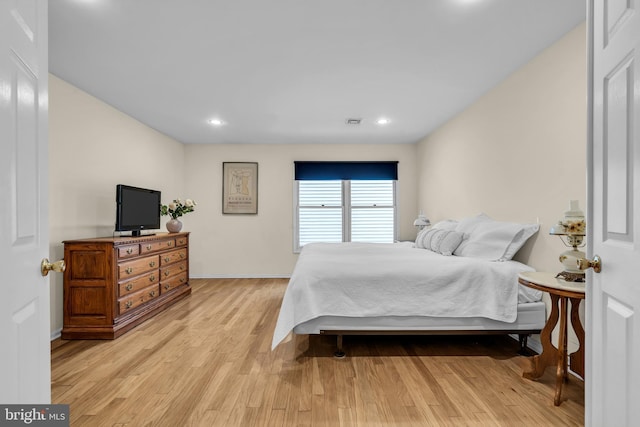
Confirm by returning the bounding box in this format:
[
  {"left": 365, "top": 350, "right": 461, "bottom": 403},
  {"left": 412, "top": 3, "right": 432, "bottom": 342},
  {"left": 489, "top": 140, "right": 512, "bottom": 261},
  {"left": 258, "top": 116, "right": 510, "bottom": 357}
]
[{"left": 161, "top": 197, "right": 196, "bottom": 219}]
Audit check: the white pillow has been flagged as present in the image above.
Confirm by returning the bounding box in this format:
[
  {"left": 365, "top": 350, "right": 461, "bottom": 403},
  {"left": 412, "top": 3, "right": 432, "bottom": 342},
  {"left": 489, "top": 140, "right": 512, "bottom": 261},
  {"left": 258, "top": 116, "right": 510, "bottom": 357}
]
[
  {"left": 453, "top": 213, "right": 539, "bottom": 261},
  {"left": 417, "top": 228, "right": 465, "bottom": 256},
  {"left": 414, "top": 228, "right": 429, "bottom": 249},
  {"left": 432, "top": 219, "right": 459, "bottom": 231},
  {"left": 503, "top": 223, "right": 540, "bottom": 260}
]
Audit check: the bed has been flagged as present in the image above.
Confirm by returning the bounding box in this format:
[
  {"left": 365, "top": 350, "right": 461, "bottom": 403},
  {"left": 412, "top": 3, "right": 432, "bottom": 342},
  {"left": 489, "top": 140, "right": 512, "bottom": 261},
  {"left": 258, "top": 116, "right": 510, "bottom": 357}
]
[{"left": 271, "top": 214, "right": 545, "bottom": 356}]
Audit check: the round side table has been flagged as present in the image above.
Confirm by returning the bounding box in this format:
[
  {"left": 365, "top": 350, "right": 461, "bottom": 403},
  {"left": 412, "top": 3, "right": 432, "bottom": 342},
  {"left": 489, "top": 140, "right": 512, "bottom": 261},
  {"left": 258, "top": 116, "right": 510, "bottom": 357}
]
[{"left": 518, "top": 271, "right": 585, "bottom": 406}]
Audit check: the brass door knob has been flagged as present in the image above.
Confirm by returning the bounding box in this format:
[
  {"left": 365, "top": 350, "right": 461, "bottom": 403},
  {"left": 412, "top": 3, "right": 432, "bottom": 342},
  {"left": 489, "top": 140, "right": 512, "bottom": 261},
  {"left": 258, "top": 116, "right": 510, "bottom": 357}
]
[
  {"left": 41, "top": 259, "right": 66, "bottom": 277},
  {"left": 577, "top": 255, "right": 602, "bottom": 273}
]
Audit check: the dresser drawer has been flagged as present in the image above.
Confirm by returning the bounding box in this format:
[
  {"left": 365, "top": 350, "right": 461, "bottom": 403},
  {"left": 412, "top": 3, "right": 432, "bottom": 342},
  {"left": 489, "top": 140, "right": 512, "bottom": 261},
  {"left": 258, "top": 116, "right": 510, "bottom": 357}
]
[
  {"left": 175, "top": 236, "right": 188, "bottom": 247},
  {"left": 118, "top": 284, "right": 160, "bottom": 315},
  {"left": 160, "top": 260, "right": 187, "bottom": 280},
  {"left": 160, "top": 248, "right": 188, "bottom": 266},
  {"left": 117, "top": 244, "right": 140, "bottom": 259},
  {"left": 118, "top": 255, "right": 159, "bottom": 279},
  {"left": 161, "top": 272, "right": 188, "bottom": 294},
  {"left": 141, "top": 239, "right": 175, "bottom": 254},
  {"left": 118, "top": 270, "right": 159, "bottom": 297}
]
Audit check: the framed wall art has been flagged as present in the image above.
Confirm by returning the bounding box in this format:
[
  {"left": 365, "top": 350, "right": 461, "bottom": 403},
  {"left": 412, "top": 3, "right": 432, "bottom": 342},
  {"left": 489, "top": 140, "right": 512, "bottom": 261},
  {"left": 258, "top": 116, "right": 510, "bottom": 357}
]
[{"left": 222, "top": 162, "right": 258, "bottom": 214}]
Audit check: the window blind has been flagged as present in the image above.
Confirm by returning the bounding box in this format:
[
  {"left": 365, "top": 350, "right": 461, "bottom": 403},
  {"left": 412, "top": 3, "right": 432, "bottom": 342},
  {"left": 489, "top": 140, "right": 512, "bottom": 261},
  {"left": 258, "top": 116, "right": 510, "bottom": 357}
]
[
  {"left": 294, "top": 161, "right": 398, "bottom": 180},
  {"left": 298, "top": 181, "right": 343, "bottom": 247},
  {"left": 350, "top": 180, "right": 395, "bottom": 243}
]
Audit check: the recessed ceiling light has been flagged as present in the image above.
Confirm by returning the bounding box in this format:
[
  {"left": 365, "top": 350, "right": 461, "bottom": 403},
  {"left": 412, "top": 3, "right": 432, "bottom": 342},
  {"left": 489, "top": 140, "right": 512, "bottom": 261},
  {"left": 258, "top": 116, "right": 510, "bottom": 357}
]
[
  {"left": 376, "top": 118, "right": 390, "bottom": 125},
  {"left": 208, "top": 118, "right": 224, "bottom": 126}
]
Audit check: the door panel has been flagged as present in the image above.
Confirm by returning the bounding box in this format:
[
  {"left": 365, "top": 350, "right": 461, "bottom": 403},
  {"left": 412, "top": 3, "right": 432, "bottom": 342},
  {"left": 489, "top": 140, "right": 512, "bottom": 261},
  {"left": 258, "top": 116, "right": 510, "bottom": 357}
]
[
  {"left": 603, "top": 54, "right": 632, "bottom": 237},
  {"left": 605, "top": 0, "right": 633, "bottom": 46},
  {"left": 0, "top": 0, "right": 50, "bottom": 403},
  {"left": 588, "top": 0, "right": 640, "bottom": 425}
]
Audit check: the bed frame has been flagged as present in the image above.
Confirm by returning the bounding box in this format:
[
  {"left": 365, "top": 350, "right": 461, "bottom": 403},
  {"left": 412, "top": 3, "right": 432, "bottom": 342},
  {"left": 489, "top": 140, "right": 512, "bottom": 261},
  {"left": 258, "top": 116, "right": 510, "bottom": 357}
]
[
  {"left": 293, "top": 301, "right": 546, "bottom": 357},
  {"left": 322, "top": 329, "right": 541, "bottom": 358}
]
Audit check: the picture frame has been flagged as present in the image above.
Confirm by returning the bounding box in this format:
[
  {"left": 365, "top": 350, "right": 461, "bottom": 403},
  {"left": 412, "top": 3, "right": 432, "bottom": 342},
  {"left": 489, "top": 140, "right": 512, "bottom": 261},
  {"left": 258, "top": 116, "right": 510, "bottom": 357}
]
[{"left": 222, "top": 162, "right": 258, "bottom": 214}]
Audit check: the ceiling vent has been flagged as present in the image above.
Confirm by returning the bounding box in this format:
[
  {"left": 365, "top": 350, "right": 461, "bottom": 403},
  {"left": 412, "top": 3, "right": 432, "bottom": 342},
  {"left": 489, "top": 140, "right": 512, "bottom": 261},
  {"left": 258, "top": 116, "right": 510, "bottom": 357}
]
[{"left": 345, "top": 118, "right": 361, "bottom": 125}]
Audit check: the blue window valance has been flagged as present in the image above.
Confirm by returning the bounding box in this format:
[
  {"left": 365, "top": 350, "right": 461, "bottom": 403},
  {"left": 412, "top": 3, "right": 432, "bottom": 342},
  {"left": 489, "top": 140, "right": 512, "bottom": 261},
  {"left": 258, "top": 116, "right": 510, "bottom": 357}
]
[{"left": 294, "top": 161, "right": 398, "bottom": 181}]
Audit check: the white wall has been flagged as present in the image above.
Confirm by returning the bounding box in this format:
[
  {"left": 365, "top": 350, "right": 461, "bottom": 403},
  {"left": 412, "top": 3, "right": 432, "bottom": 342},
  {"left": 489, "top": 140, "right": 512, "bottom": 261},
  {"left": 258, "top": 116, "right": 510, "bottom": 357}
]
[
  {"left": 416, "top": 23, "right": 587, "bottom": 353},
  {"left": 417, "top": 22, "right": 587, "bottom": 273},
  {"left": 48, "top": 75, "right": 186, "bottom": 337},
  {"left": 184, "top": 144, "right": 418, "bottom": 277}
]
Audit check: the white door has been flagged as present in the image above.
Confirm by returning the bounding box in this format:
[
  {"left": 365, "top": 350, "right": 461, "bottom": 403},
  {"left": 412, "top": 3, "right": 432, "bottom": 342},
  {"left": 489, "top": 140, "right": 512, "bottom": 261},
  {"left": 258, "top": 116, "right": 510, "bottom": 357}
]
[
  {"left": 587, "top": 0, "right": 640, "bottom": 425},
  {"left": 0, "top": 0, "right": 51, "bottom": 403}
]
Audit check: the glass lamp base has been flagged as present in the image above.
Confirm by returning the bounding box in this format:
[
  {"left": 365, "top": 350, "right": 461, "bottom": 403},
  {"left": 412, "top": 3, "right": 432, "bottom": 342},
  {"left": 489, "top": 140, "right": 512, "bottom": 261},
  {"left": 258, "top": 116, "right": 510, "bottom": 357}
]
[{"left": 557, "top": 247, "right": 586, "bottom": 282}]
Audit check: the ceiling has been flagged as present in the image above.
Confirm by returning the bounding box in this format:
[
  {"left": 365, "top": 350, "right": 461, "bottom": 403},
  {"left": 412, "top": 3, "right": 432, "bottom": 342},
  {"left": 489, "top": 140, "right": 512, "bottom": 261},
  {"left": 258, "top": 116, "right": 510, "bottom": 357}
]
[{"left": 48, "top": 1, "right": 586, "bottom": 145}]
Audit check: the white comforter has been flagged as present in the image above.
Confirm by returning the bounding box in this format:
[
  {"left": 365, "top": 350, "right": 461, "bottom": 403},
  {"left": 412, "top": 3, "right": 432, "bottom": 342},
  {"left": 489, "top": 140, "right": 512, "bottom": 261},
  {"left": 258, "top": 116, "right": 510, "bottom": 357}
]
[{"left": 272, "top": 242, "right": 535, "bottom": 349}]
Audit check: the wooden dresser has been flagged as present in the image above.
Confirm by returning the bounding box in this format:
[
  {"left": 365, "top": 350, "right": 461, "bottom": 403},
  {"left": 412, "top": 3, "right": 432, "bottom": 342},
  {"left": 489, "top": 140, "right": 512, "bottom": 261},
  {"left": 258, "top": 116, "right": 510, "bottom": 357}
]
[{"left": 62, "top": 232, "right": 191, "bottom": 339}]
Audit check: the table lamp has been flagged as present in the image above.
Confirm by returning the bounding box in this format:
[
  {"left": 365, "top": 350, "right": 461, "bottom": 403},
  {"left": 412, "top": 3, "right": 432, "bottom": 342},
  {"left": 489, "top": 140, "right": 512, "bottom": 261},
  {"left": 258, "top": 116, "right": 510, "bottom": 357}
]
[
  {"left": 549, "top": 200, "right": 586, "bottom": 282},
  {"left": 413, "top": 212, "right": 431, "bottom": 230}
]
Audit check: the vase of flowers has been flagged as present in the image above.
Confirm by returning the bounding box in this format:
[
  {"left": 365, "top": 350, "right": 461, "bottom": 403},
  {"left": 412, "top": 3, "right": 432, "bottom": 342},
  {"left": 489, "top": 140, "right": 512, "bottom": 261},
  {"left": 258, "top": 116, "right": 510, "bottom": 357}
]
[{"left": 160, "top": 198, "right": 196, "bottom": 233}]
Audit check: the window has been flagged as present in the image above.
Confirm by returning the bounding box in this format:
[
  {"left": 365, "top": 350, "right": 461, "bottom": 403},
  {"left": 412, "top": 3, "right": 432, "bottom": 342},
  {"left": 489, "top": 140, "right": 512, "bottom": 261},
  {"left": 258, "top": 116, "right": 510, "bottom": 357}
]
[
  {"left": 293, "top": 161, "right": 399, "bottom": 252},
  {"left": 294, "top": 179, "right": 397, "bottom": 251},
  {"left": 297, "top": 180, "right": 343, "bottom": 246},
  {"left": 350, "top": 180, "right": 395, "bottom": 243}
]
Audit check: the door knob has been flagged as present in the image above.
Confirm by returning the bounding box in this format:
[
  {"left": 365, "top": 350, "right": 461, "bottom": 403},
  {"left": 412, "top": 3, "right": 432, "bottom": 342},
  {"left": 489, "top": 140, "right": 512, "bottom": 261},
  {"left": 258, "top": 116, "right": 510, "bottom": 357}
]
[
  {"left": 41, "top": 258, "right": 66, "bottom": 276},
  {"left": 577, "top": 255, "right": 602, "bottom": 273}
]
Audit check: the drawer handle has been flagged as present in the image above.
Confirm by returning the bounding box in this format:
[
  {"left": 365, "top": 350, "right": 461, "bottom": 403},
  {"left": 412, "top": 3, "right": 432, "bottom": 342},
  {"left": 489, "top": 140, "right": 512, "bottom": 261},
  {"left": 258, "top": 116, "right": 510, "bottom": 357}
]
[
  {"left": 125, "top": 300, "right": 133, "bottom": 309},
  {"left": 149, "top": 290, "right": 156, "bottom": 297},
  {"left": 180, "top": 265, "right": 185, "bottom": 270},
  {"left": 167, "top": 242, "right": 172, "bottom": 246},
  {"left": 149, "top": 261, "right": 156, "bottom": 267},
  {"left": 178, "top": 239, "right": 185, "bottom": 245},
  {"left": 125, "top": 267, "right": 133, "bottom": 274},
  {"left": 164, "top": 257, "right": 170, "bottom": 262},
  {"left": 149, "top": 275, "right": 155, "bottom": 282},
  {"left": 179, "top": 253, "right": 185, "bottom": 259},
  {"left": 164, "top": 284, "right": 170, "bottom": 290},
  {"left": 125, "top": 283, "right": 133, "bottom": 291},
  {"left": 164, "top": 270, "right": 170, "bottom": 276},
  {"left": 146, "top": 244, "right": 152, "bottom": 250},
  {"left": 179, "top": 277, "right": 185, "bottom": 283},
  {"left": 126, "top": 247, "right": 133, "bottom": 254}
]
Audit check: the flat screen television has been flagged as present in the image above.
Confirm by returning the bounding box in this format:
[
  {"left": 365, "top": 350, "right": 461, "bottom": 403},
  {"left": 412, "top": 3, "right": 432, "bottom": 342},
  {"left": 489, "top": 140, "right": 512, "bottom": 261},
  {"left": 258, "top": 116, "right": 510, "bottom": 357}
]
[{"left": 115, "top": 184, "right": 161, "bottom": 236}]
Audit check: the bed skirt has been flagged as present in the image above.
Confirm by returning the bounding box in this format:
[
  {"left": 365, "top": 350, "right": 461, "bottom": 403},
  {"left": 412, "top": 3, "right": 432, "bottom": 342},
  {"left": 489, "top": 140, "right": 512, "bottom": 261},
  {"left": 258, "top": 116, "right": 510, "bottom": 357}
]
[{"left": 293, "top": 301, "right": 546, "bottom": 335}]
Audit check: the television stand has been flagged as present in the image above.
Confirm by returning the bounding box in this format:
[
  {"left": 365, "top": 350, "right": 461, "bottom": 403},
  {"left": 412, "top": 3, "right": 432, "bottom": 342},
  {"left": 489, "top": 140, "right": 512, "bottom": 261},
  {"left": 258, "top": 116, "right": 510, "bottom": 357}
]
[{"left": 131, "top": 230, "right": 156, "bottom": 237}]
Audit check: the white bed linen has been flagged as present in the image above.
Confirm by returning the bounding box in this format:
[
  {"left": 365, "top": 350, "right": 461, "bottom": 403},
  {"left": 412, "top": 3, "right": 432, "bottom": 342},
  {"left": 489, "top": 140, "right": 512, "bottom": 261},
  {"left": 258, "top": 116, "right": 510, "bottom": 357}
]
[{"left": 272, "top": 242, "right": 536, "bottom": 349}]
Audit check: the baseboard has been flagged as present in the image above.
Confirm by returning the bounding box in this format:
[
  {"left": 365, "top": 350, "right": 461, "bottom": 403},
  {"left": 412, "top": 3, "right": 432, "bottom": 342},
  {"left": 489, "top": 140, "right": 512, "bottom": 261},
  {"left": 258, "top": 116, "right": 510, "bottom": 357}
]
[{"left": 525, "top": 335, "right": 542, "bottom": 354}]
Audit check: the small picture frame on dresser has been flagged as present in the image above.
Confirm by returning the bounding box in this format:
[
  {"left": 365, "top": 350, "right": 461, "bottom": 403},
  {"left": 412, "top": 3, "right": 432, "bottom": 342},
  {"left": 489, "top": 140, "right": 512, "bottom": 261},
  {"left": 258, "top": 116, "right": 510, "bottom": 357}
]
[{"left": 222, "top": 162, "right": 258, "bottom": 214}]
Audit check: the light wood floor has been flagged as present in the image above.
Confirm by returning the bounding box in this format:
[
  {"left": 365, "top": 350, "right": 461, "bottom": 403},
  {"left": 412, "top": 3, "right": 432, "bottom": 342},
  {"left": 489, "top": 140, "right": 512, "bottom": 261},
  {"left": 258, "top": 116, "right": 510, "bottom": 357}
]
[{"left": 52, "top": 278, "right": 584, "bottom": 426}]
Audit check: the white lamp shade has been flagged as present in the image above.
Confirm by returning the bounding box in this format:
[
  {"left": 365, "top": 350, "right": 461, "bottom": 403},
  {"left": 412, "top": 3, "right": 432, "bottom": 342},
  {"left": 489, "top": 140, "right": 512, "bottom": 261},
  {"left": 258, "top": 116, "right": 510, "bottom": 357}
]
[{"left": 413, "top": 214, "right": 430, "bottom": 228}]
